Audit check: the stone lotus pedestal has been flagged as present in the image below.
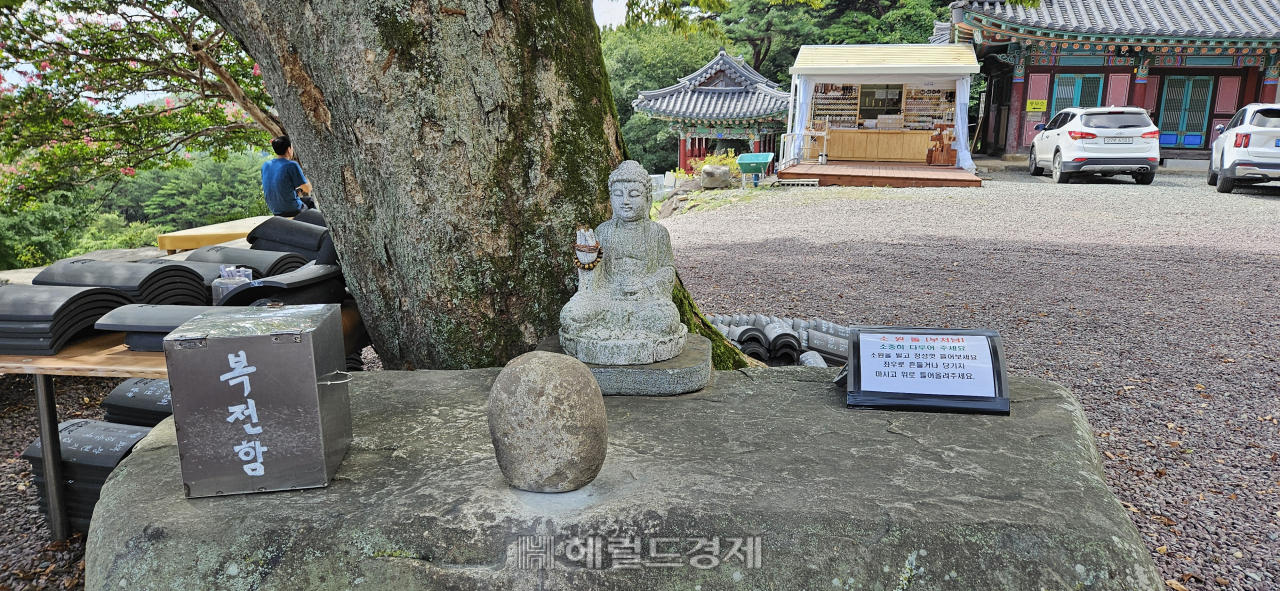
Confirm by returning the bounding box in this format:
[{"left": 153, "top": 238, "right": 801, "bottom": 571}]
[
  {"left": 558, "top": 324, "right": 687, "bottom": 367},
  {"left": 538, "top": 333, "right": 712, "bottom": 396}
]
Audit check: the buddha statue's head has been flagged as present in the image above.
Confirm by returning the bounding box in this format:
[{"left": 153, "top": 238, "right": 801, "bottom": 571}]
[{"left": 608, "top": 160, "right": 652, "bottom": 223}]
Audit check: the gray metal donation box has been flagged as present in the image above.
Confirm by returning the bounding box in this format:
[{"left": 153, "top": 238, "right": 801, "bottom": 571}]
[{"left": 163, "top": 304, "right": 352, "bottom": 498}]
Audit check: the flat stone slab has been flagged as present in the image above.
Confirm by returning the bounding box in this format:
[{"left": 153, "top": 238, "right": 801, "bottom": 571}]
[
  {"left": 87, "top": 368, "right": 1160, "bottom": 591},
  {"left": 537, "top": 333, "right": 711, "bottom": 396}
]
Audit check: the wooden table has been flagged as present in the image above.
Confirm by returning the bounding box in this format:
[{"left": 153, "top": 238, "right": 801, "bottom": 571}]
[
  {"left": 0, "top": 333, "right": 166, "bottom": 540},
  {"left": 0, "top": 309, "right": 367, "bottom": 541},
  {"left": 155, "top": 216, "right": 272, "bottom": 254}
]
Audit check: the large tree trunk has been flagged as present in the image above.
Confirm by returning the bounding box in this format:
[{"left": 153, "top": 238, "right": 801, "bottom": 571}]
[{"left": 187, "top": 0, "right": 625, "bottom": 369}]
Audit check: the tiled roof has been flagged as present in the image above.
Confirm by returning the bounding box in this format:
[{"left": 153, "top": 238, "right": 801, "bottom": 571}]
[
  {"left": 929, "top": 21, "right": 953, "bottom": 44},
  {"left": 960, "top": 0, "right": 1280, "bottom": 39},
  {"left": 632, "top": 51, "right": 790, "bottom": 122}
]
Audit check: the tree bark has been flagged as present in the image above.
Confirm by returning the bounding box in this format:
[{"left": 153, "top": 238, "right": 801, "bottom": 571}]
[{"left": 187, "top": 0, "right": 625, "bottom": 369}]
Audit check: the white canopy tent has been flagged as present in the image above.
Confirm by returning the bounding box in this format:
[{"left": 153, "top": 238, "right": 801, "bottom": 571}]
[{"left": 786, "top": 44, "right": 981, "bottom": 171}]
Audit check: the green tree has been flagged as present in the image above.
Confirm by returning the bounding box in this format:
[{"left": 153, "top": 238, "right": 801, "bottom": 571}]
[
  {"left": 624, "top": 0, "right": 729, "bottom": 34},
  {"left": 0, "top": 191, "right": 84, "bottom": 269},
  {"left": 136, "top": 151, "right": 270, "bottom": 229},
  {"left": 620, "top": 113, "right": 684, "bottom": 173},
  {"left": 601, "top": 24, "right": 727, "bottom": 172},
  {"left": 720, "top": 0, "right": 822, "bottom": 81},
  {"left": 821, "top": 0, "right": 949, "bottom": 45},
  {"left": 0, "top": 150, "right": 274, "bottom": 270},
  {"left": 0, "top": 0, "right": 280, "bottom": 207},
  {"left": 67, "top": 212, "right": 171, "bottom": 256}
]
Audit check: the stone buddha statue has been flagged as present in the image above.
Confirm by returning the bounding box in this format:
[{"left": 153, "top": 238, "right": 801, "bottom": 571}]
[{"left": 559, "top": 161, "right": 688, "bottom": 366}]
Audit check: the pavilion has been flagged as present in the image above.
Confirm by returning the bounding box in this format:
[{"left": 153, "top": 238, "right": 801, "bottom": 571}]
[
  {"left": 632, "top": 50, "right": 789, "bottom": 172},
  {"left": 934, "top": 0, "right": 1280, "bottom": 159}
]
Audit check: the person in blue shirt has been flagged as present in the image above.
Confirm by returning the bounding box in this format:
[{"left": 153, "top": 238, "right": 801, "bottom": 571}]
[{"left": 261, "top": 136, "right": 314, "bottom": 216}]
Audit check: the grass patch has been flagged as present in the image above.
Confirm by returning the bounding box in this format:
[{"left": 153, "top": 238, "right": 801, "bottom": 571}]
[{"left": 657, "top": 186, "right": 773, "bottom": 218}]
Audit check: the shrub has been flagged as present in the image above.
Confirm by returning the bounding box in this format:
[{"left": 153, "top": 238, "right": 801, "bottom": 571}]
[
  {"left": 676, "top": 150, "right": 742, "bottom": 180},
  {"left": 67, "top": 213, "right": 171, "bottom": 256}
]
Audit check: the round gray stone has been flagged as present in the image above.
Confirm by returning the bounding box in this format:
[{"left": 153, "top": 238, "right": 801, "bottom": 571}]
[
  {"left": 701, "top": 164, "right": 733, "bottom": 189},
  {"left": 487, "top": 351, "right": 607, "bottom": 493}
]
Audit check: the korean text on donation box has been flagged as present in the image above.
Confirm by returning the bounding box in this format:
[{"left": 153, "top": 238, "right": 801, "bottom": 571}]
[{"left": 859, "top": 333, "right": 996, "bottom": 397}]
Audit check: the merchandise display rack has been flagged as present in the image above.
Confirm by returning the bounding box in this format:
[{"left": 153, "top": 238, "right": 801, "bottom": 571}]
[
  {"left": 811, "top": 83, "right": 860, "bottom": 129},
  {"left": 903, "top": 87, "right": 957, "bottom": 130}
]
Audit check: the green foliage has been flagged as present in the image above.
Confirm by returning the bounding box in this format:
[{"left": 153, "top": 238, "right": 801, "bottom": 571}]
[
  {"left": 601, "top": 24, "right": 728, "bottom": 172},
  {"left": 601, "top": 25, "right": 728, "bottom": 124},
  {"left": 0, "top": 0, "right": 277, "bottom": 207},
  {"left": 821, "top": 0, "right": 948, "bottom": 46},
  {"left": 101, "top": 151, "right": 271, "bottom": 230},
  {"left": 677, "top": 149, "right": 742, "bottom": 179},
  {"left": 624, "top": 0, "right": 730, "bottom": 36},
  {"left": 620, "top": 113, "right": 684, "bottom": 174},
  {"left": 0, "top": 152, "right": 272, "bottom": 270},
  {"left": 720, "top": 0, "right": 822, "bottom": 81},
  {"left": 0, "top": 192, "right": 85, "bottom": 269},
  {"left": 67, "top": 213, "right": 170, "bottom": 256}
]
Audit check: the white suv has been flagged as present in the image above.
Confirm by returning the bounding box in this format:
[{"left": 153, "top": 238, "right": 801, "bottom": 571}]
[
  {"left": 1027, "top": 107, "right": 1161, "bottom": 184},
  {"left": 1208, "top": 103, "right": 1280, "bottom": 193}
]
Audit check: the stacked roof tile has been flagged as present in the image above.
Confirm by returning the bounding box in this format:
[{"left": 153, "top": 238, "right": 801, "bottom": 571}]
[{"left": 632, "top": 50, "right": 790, "bottom": 123}]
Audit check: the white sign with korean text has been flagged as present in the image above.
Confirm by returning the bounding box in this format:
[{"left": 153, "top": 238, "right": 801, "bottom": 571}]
[{"left": 859, "top": 333, "right": 996, "bottom": 397}]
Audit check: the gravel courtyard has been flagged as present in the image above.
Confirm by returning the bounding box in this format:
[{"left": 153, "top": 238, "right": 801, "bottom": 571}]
[{"left": 664, "top": 171, "right": 1280, "bottom": 590}]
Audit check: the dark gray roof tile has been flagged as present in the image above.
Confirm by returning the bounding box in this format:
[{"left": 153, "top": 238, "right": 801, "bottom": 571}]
[
  {"left": 964, "top": 0, "right": 1280, "bottom": 38},
  {"left": 632, "top": 51, "right": 790, "bottom": 122},
  {"left": 930, "top": 21, "right": 953, "bottom": 44}
]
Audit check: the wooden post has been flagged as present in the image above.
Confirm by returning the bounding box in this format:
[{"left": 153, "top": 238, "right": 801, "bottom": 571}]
[
  {"left": 1131, "top": 84, "right": 1147, "bottom": 112},
  {"left": 679, "top": 132, "right": 688, "bottom": 172},
  {"left": 1005, "top": 56, "right": 1026, "bottom": 154},
  {"left": 1262, "top": 57, "right": 1279, "bottom": 104},
  {"left": 1242, "top": 66, "right": 1260, "bottom": 106},
  {"left": 986, "top": 78, "right": 1000, "bottom": 146},
  {"left": 34, "top": 375, "right": 69, "bottom": 541}
]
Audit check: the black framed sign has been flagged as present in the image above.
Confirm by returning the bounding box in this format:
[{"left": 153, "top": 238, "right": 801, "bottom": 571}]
[{"left": 847, "top": 327, "right": 1010, "bottom": 415}]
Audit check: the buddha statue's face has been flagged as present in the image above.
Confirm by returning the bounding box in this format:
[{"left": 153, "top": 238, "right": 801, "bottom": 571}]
[{"left": 610, "top": 181, "right": 648, "bottom": 222}]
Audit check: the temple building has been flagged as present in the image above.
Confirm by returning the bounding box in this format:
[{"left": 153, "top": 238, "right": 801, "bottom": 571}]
[
  {"left": 632, "top": 50, "right": 789, "bottom": 172},
  {"left": 934, "top": 0, "right": 1280, "bottom": 159}
]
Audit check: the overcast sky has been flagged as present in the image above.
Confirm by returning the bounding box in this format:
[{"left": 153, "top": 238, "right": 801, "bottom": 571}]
[{"left": 593, "top": 0, "right": 627, "bottom": 27}]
